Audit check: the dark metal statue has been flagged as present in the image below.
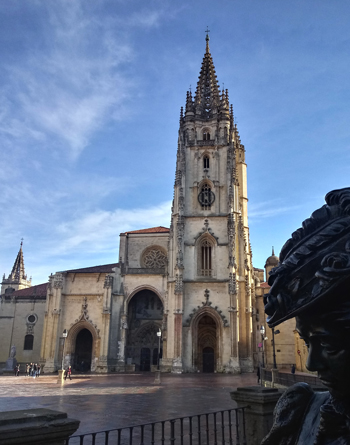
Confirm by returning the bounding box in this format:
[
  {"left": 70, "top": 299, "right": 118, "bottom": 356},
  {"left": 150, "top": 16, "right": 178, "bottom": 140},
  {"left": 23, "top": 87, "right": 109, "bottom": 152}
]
[{"left": 262, "top": 187, "right": 350, "bottom": 444}]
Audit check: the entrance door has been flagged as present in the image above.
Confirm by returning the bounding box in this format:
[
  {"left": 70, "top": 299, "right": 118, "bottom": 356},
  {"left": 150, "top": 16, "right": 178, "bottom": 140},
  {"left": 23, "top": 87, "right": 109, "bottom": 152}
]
[
  {"left": 140, "top": 348, "right": 151, "bottom": 371},
  {"left": 75, "top": 329, "right": 93, "bottom": 372},
  {"left": 197, "top": 315, "right": 216, "bottom": 372},
  {"left": 202, "top": 347, "right": 215, "bottom": 373}
]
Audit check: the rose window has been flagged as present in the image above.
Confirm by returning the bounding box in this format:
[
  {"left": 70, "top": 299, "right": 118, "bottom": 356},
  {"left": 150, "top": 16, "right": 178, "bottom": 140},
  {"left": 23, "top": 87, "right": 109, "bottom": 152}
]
[{"left": 143, "top": 249, "right": 167, "bottom": 268}]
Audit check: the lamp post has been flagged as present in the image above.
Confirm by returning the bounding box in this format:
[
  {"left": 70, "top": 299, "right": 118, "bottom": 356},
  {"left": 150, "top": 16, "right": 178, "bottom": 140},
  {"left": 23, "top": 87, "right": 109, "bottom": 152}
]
[
  {"left": 156, "top": 329, "right": 162, "bottom": 371},
  {"left": 260, "top": 325, "right": 265, "bottom": 368},
  {"left": 154, "top": 329, "right": 162, "bottom": 384},
  {"left": 61, "top": 329, "right": 68, "bottom": 370},
  {"left": 272, "top": 328, "right": 280, "bottom": 369}
]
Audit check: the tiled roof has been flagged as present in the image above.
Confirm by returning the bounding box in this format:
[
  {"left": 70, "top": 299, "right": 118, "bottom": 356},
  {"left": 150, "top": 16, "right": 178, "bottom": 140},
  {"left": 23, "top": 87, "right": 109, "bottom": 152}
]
[
  {"left": 121, "top": 226, "right": 170, "bottom": 235},
  {"left": 11, "top": 283, "right": 48, "bottom": 298},
  {"left": 260, "top": 282, "right": 270, "bottom": 289},
  {"left": 61, "top": 263, "right": 119, "bottom": 274}
]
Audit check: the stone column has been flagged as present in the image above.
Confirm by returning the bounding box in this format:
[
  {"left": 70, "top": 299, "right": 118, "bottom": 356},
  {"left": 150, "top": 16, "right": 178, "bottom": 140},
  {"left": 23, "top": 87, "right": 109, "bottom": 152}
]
[
  {"left": 0, "top": 408, "right": 79, "bottom": 445},
  {"left": 230, "top": 386, "right": 282, "bottom": 445}
]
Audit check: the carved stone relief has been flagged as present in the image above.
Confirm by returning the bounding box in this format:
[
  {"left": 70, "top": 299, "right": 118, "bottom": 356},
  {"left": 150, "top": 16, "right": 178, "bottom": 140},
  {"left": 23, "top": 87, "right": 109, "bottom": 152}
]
[{"left": 142, "top": 249, "right": 167, "bottom": 269}]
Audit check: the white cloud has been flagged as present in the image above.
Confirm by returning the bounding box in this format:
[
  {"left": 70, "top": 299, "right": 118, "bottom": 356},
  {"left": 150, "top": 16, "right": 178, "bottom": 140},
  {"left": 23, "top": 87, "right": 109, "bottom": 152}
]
[
  {"left": 54, "top": 201, "right": 172, "bottom": 255},
  {"left": 0, "top": 1, "right": 135, "bottom": 160}
]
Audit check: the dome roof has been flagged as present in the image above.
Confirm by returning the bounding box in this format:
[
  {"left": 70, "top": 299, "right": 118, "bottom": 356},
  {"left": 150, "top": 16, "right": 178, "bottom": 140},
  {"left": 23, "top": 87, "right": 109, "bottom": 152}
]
[{"left": 265, "top": 247, "right": 279, "bottom": 267}]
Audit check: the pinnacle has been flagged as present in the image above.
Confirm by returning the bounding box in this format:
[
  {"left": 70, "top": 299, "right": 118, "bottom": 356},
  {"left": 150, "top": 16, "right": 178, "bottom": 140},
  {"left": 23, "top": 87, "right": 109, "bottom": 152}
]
[
  {"left": 193, "top": 43, "right": 220, "bottom": 118},
  {"left": 9, "top": 242, "right": 27, "bottom": 282}
]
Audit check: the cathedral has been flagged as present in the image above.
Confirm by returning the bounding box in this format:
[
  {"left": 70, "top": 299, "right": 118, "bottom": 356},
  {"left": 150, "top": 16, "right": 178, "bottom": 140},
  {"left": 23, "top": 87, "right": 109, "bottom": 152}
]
[{"left": 0, "top": 37, "right": 288, "bottom": 374}]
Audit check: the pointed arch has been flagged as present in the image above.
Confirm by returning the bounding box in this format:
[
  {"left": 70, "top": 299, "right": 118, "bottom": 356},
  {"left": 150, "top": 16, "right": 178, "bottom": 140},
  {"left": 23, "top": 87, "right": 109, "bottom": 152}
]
[
  {"left": 191, "top": 307, "right": 223, "bottom": 372},
  {"left": 65, "top": 321, "right": 99, "bottom": 356},
  {"left": 126, "top": 285, "right": 165, "bottom": 308},
  {"left": 195, "top": 232, "right": 217, "bottom": 278},
  {"left": 202, "top": 127, "right": 211, "bottom": 141},
  {"left": 64, "top": 320, "right": 100, "bottom": 371}
]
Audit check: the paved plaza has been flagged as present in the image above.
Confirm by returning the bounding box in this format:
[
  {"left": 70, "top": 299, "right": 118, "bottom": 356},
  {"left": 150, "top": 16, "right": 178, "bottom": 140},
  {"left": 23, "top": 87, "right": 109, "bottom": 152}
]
[{"left": 0, "top": 372, "right": 256, "bottom": 436}]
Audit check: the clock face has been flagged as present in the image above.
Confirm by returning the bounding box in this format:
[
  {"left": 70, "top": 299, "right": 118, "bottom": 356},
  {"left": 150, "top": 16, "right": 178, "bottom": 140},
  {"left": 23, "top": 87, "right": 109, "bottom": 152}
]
[{"left": 198, "top": 188, "right": 215, "bottom": 206}]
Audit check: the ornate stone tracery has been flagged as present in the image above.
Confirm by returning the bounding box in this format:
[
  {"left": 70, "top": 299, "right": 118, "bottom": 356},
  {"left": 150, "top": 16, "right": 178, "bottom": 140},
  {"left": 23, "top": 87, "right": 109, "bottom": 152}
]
[{"left": 142, "top": 248, "right": 167, "bottom": 269}]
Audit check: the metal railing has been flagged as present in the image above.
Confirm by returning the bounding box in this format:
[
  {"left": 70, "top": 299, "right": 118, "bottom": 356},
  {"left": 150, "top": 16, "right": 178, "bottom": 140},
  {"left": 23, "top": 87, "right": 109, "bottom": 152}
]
[
  {"left": 261, "top": 368, "right": 322, "bottom": 388},
  {"left": 65, "top": 407, "right": 247, "bottom": 445}
]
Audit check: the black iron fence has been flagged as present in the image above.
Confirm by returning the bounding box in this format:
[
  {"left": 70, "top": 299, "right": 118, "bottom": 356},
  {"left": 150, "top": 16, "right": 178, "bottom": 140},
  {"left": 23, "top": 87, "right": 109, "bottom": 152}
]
[{"left": 65, "top": 407, "right": 247, "bottom": 445}]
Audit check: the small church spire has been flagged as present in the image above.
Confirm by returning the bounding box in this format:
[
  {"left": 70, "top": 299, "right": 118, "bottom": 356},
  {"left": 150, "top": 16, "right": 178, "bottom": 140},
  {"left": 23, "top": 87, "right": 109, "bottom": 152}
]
[
  {"left": 1, "top": 240, "right": 32, "bottom": 294},
  {"left": 10, "top": 240, "right": 26, "bottom": 281}
]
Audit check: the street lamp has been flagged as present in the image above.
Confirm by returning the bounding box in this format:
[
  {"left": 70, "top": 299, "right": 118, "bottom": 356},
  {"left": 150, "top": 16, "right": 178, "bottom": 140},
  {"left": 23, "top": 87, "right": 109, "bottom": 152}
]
[
  {"left": 61, "top": 329, "right": 68, "bottom": 370},
  {"left": 272, "top": 328, "right": 280, "bottom": 369},
  {"left": 156, "top": 329, "right": 162, "bottom": 371},
  {"left": 260, "top": 325, "right": 265, "bottom": 368}
]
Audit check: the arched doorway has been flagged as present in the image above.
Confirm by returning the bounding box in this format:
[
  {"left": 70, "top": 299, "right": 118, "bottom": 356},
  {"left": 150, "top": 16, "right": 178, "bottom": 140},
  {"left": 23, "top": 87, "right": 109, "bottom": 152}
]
[
  {"left": 74, "top": 329, "right": 93, "bottom": 372},
  {"left": 126, "top": 289, "right": 163, "bottom": 371},
  {"left": 198, "top": 315, "right": 217, "bottom": 373}
]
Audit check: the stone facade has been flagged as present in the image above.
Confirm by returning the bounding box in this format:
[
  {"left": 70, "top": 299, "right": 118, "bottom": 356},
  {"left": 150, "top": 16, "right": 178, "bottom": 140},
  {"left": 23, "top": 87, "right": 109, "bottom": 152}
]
[{"left": 0, "top": 38, "right": 298, "bottom": 374}]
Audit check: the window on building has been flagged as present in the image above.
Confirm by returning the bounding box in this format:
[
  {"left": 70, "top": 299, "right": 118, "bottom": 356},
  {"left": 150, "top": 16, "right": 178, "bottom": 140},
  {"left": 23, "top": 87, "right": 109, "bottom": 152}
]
[
  {"left": 203, "top": 131, "right": 211, "bottom": 141},
  {"left": 201, "top": 240, "right": 212, "bottom": 276},
  {"left": 203, "top": 156, "right": 210, "bottom": 169},
  {"left": 24, "top": 334, "right": 34, "bottom": 350}
]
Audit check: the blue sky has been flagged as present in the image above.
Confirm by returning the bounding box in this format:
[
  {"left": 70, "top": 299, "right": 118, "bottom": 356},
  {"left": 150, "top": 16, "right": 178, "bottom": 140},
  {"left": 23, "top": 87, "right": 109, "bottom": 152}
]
[{"left": 1, "top": 0, "right": 350, "bottom": 284}]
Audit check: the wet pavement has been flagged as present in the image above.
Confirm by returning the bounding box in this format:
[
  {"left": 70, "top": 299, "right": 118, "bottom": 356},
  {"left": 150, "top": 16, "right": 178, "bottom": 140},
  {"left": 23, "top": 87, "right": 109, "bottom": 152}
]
[{"left": 0, "top": 372, "right": 256, "bottom": 436}]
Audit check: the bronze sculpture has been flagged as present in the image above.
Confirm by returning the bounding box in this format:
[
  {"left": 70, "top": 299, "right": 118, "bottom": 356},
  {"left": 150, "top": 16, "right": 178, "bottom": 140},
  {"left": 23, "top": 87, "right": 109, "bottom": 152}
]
[{"left": 262, "top": 187, "right": 350, "bottom": 444}]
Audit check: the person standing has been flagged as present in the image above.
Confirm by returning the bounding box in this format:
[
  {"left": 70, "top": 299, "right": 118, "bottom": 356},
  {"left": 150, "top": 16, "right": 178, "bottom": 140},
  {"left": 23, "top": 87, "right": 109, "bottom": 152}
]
[
  {"left": 291, "top": 364, "right": 296, "bottom": 375},
  {"left": 16, "top": 364, "right": 20, "bottom": 376},
  {"left": 257, "top": 366, "right": 261, "bottom": 384},
  {"left": 37, "top": 364, "right": 41, "bottom": 377},
  {"left": 33, "top": 363, "right": 37, "bottom": 378},
  {"left": 65, "top": 366, "right": 72, "bottom": 380},
  {"left": 25, "top": 364, "right": 29, "bottom": 377}
]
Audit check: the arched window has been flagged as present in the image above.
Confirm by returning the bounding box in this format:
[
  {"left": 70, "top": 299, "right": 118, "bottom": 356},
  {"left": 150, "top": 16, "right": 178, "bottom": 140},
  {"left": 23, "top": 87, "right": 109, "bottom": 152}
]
[
  {"left": 203, "top": 131, "right": 211, "bottom": 141},
  {"left": 24, "top": 334, "right": 34, "bottom": 350},
  {"left": 203, "top": 156, "right": 210, "bottom": 169},
  {"left": 201, "top": 239, "right": 212, "bottom": 276}
]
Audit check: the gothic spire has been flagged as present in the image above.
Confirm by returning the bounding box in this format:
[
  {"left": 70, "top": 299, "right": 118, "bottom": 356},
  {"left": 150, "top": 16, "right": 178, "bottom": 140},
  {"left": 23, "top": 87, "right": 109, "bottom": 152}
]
[
  {"left": 193, "top": 33, "right": 221, "bottom": 118},
  {"left": 9, "top": 240, "right": 27, "bottom": 281}
]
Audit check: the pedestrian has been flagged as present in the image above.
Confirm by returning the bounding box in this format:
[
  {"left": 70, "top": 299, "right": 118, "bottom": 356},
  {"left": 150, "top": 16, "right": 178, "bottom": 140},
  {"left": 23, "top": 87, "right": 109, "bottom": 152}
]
[
  {"left": 37, "top": 364, "right": 41, "bottom": 377},
  {"left": 257, "top": 366, "right": 261, "bottom": 384},
  {"left": 291, "top": 364, "right": 296, "bottom": 375},
  {"left": 65, "top": 365, "right": 72, "bottom": 381},
  {"left": 33, "top": 363, "right": 37, "bottom": 378},
  {"left": 25, "top": 364, "right": 29, "bottom": 377},
  {"left": 29, "top": 363, "right": 33, "bottom": 376},
  {"left": 16, "top": 364, "right": 20, "bottom": 376}
]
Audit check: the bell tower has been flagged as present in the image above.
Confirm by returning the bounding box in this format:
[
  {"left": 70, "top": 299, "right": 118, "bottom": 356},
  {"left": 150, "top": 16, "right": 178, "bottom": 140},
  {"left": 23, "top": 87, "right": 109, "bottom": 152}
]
[{"left": 165, "top": 34, "right": 255, "bottom": 373}]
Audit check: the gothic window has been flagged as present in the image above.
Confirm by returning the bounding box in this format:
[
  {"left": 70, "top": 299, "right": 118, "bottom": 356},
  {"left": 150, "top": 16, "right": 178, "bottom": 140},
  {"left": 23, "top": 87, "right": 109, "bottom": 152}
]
[
  {"left": 142, "top": 248, "right": 167, "bottom": 269},
  {"left": 203, "top": 131, "right": 211, "bottom": 141},
  {"left": 203, "top": 156, "right": 210, "bottom": 169},
  {"left": 201, "top": 239, "right": 212, "bottom": 276},
  {"left": 24, "top": 334, "right": 34, "bottom": 350},
  {"left": 198, "top": 184, "right": 215, "bottom": 210}
]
